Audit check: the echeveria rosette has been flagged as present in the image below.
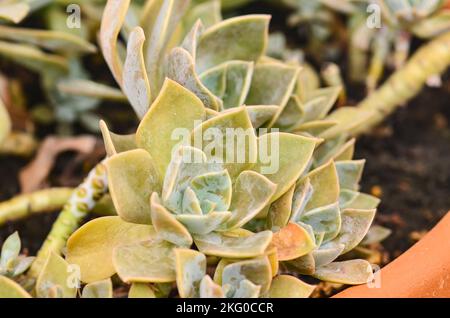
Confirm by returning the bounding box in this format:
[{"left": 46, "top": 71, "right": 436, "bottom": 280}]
[{"left": 66, "top": 78, "right": 320, "bottom": 297}]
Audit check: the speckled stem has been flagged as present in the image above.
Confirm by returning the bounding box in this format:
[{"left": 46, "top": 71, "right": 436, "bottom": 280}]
[
  {"left": 28, "top": 161, "right": 108, "bottom": 278},
  {"left": 0, "top": 188, "right": 74, "bottom": 225},
  {"left": 353, "top": 31, "right": 450, "bottom": 135}
]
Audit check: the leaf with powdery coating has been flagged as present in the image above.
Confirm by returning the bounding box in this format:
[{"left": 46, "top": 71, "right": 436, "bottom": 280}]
[
  {"left": 303, "top": 160, "right": 340, "bottom": 211},
  {"left": 300, "top": 202, "right": 341, "bottom": 243},
  {"left": 167, "top": 47, "right": 222, "bottom": 110},
  {"left": 174, "top": 249, "right": 206, "bottom": 298},
  {"left": 246, "top": 63, "right": 300, "bottom": 124},
  {"left": 136, "top": 79, "right": 206, "bottom": 181},
  {"left": 329, "top": 209, "right": 376, "bottom": 254},
  {"left": 0, "top": 275, "right": 31, "bottom": 298},
  {"left": 190, "top": 170, "right": 232, "bottom": 212},
  {"left": 271, "top": 222, "right": 316, "bottom": 261},
  {"left": 313, "top": 260, "right": 374, "bottom": 285},
  {"left": 245, "top": 105, "right": 278, "bottom": 128},
  {"left": 222, "top": 257, "right": 272, "bottom": 294},
  {"left": 286, "top": 253, "right": 315, "bottom": 275},
  {"left": 233, "top": 279, "right": 261, "bottom": 298},
  {"left": 113, "top": 240, "right": 176, "bottom": 284},
  {"left": 194, "top": 231, "right": 272, "bottom": 258},
  {"left": 361, "top": 225, "right": 391, "bottom": 245},
  {"left": 319, "top": 107, "right": 375, "bottom": 140},
  {"left": 82, "top": 279, "right": 113, "bottom": 298},
  {"left": 35, "top": 252, "right": 77, "bottom": 298},
  {"left": 123, "top": 27, "right": 151, "bottom": 119},
  {"left": 225, "top": 170, "right": 276, "bottom": 230},
  {"left": 196, "top": 15, "right": 270, "bottom": 72},
  {"left": 176, "top": 212, "right": 232, "bottom": 235},
  {"left": 344, "top": 193, "right": 380, "bottom": 210},
  {"left": 267, "top": 184, "right": 295, "bottom": 231},
  {"left": 268, "top": 275, "right": 315, "bottom": 298},
  {"left": 254, "top": 133, "right": 317, "bottom": 202},
  {"left": 335, "top": 160, "right": 365, "bottom": 191},
  {"left": 107, "top": 149, "right": 160, "bottom": 224},
  {"left": 191, "top": 107, "right": 257, "bottom": 180},
  {"left": 58, "top": 80, "right": 127, "bottom": 102},
  {"left": 200, "top": 275, "right": 224, "bottom": 298},
  {"left": 100, "top": 0, "right": 130, "bottom": 86},
  {"left": 1, "top": 232, "right": 20, "bottom": 269},
  {"left": 312, "top": 244, "right": 345, "bottom": 267},
  {"left": 66, "top": 216, "right": 156, "bottom": 283},
  {"left": 150, "top": 193, "right": 193, "bottom": 247}
]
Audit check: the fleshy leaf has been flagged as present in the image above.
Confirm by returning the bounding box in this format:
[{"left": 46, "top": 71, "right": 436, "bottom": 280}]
[
  {"left": 300, "top": 202, "right": 341, "bottom": 242},
  {"left": 145, "top": 0, "right": 190, "bottom": 94},
  {"left": 190, "top": 170, "right": 232, "bottom": 212},
  {"left": 196, "top": 15, "right": 270, "bottom": 72},
  {"left": 274, "top": 95, "right": 304, "bottom": 131},
  {"left": 99, "top": 120, "right": 136, "bottom": 157},
  {"left": 339, "top": 189, "right": 360, "bottom": 209},
  {"left": 271, "top": 222, "right": 316, "bottom": 261},
  {"left": 182, "top": 187, "right": 203, "bottom": 215},
  {"left": 100, "top": 0, "right": 129, "bottom": 85},
  {"left": 286, "top": 253, "right": 315, "bottom": 275},
  {"left": 335, "top": 160, "right": 365, "bottom": 191},
  {"left": 0, "top": 232, "right": 20, "bottom": 269},
  {"left": 345, "top": 193, "right": 380, "bottom": 210},
  {"left": 194, "top": 231, "right": 272, "bottom": 258},
  {"left": 246, "top": 63, "right": 299, "bottom": 124},
  {"left": 222, "top": 257, "right": 272, "bottom": 294},
  {"left": 303, "top": 160, "right": 340, "bottom": 211},
  {"left": 233, "top": 279, "right": 261, "bottom": 298},
  {"left": 66, "top": 216, "right": 156, "bottom": 283},
  {"left": 290, "top": 178, "right": 314, "bottom": 222},
  {"left": 312, "top": 244, "right": 345, "bottom": 267},
  {"left": 313, "top": 260, "right": 374, "bottom": 285},
  {"left": 81, "top": 279, "right": 113, "bottom": 298},
  {"left": 128, "top": 283, "right": 156, "bottom": 298},
  {"left": 199, "top": 275, "right": 224, "bottom": 298},
  {"left": 162, "top": 146, "right": 221, "bottom": 213},
  {"left": 319, "top": 107, "right": 375, "bottom": 140},
  {"left": 177, "top": 212, "right": 232, "bottom": 235},
  {"left": 36, "top": 252, "right": 77, "bottom": 298},
  {"left": 361, "top": 225, "right": 392, "bottom": 245},
  {"left": 112, "top": 240, "right": 176, "bottom": 283},
  {"left": 297, "top": 87, "right": 341, "bottom": 123},
  {"left": 136, "top": 79, "right": 206, "bottom": 181},
  {"left": 268, "top": 275, "right": 315, "bottom": 298},
  {"left": 245, "top": 105, "right": 278, "bottom": 128},
  {"left": 106, "top": 149, "right": 160, "bottom": 224},
  {"left": 174, "top": 249, "right": 206, "bottom": 298},
  {"left": 123, "top": 27, "right": 151, "bottom": 119},
  {"left": 191, "top": 106, "right": 257, "bottom": 180},
  {"left": 329, "top": 209, "right": 376, "bottom": 254},
  {"left": 254, "top": 133, "right": 317, "bottom": 202},
  {"left": 225, "top": 170, "right": 276, "bottom": 230},
  {"left": 220, "top": 61, "right": 254, "bottom": 109},
  {"left": 267, "top": 184, "right": 295, "bottom": 231},
  {"left": 150, "top": 193, "right": 193, "bottom": 247},
  {"left": 167, "top": 47, "right": 221, "bottom": 110},
  {"left": 0, "top": 275, "right": 31, "bottom": 298},
  {"left": 58, "top": 79, "right": 127, "bottom": 102}
]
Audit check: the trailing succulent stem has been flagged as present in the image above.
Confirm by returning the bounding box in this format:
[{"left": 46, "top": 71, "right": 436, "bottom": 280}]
[
  {"left": 28, "top": 162, "right": 108, "bottom": 278},
  {"left": 0, "top": 188, "right": 74, "bottom": 226},
  {"left": 353, "top": 30, "right": 450, "bottom": 135}
]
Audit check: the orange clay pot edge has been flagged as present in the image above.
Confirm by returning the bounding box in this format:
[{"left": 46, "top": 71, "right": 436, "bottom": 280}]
[{"left": 333, "top": 211, "right": 450, "bottom": 298}]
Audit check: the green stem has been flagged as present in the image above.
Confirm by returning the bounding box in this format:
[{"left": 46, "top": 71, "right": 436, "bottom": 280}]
[
  {"left": 0, "top": 188, "right": 74, "bottom": 225},
  {"left": 28, "top": 161, "right": 108, "bottom": 278},
  {"left": 353, "top": 31, "right": 450, "bottom": 135}
]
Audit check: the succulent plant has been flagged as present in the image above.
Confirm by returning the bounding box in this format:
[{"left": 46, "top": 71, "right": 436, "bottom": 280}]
[
  {"left": 61, "top": 72, "right": 382, "bottom": 298},
  {"left": 0, "top": 0, "right": 386, "bottom": 298},
  {"left": 0, "top": 232, "right": 34, "bottom": 279},
  {"left": 0, "top": 97, "right": 11, "bottom": 144}
]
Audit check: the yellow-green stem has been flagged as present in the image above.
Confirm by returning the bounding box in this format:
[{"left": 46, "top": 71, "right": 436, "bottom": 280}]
[
  {"left": 353, "top": 31, "right": 450, "bottom": 135},
  {"left": 28, "top": 162, "right": 108, "bottom": 278},
  {"left": 0, "top": 188, "right": 74, "bottom": 225}
]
